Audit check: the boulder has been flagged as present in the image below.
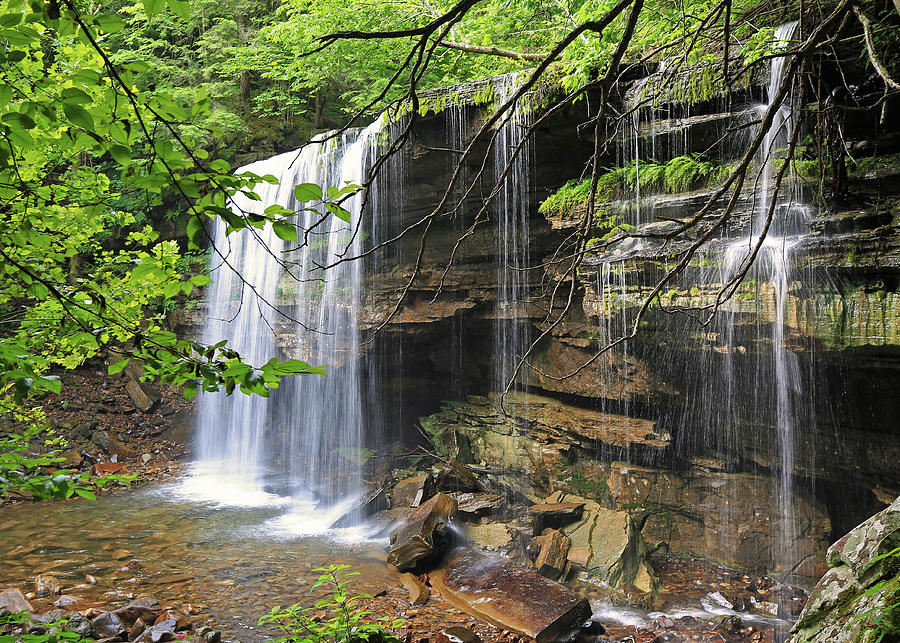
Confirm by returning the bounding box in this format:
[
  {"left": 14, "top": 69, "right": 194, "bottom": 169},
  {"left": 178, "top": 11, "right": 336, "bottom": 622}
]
[
  {"left": 432, "top": 548, "right": 592, "bottom": 643},
  {"left": 530, "top": 502, "right": 584, "bottom": 535},
  {"left": 542, "top": 491, "right": 658, "bottom": 594},
  {"left": 788, "top": 494, "right": 900, "bottom": 643},
  {"left": 133, "top": 618, "right": 177, "bottom": 643},
  {"left": 154, "top": 611, "right": 191, "bottom": 631},
  {"left": 388, "top": 492, "right": 457, "bottom": 570},
  {"left": 392, "top": 474, "right": 434, "bottom": 508},
  {"left": 64, "top": 612, "right": 94, "bottom": 637},
  {"left": 125, "top": 379, "right": 157, "bottom": 412},
  {"left": 534, "top": 529, "right": 571, "bottom": 580},
  {"left": 0, "top": 588, "right": 33, "bottom": 613},
  {"left": 34, "top": 574, "right": 61, "bottom": 597},
  {"left": 91, "top": 611, "right": 127, "bottom": 639},
  {"left": 113, "top": 600, "right": 160, "bottom": 627}
]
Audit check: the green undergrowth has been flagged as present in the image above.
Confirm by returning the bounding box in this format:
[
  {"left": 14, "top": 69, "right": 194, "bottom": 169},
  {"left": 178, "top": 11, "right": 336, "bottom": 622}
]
[{"left": 540, "top": 155, "right": 737, "bottom": 218}]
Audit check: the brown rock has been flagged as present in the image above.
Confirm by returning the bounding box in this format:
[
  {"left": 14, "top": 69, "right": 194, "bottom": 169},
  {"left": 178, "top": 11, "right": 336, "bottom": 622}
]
[
  {"left": 91, "top": 611, "right": 127, "bottom": 639},
  {"left": 34, "top": 573, "right": 61, "bottom": 597},
  {"left": 95, "top": 462, "right": 127, "bottom": 475},
  {"left": 154, "top": 610, "right": 191, "bottom": 630},
  {"left": 435, "top": 626, "right": 481, "bottom": 643},
  {"left": 125, "top": 379, "right": 155, "bottom": 412},
  {"left": 432, "top": 548, "right": 592, "bottom": 643},
  {"left": 450, "top": 493, "right": 504, "bottom": 519},
  {"left": 435, "top": 461, "right": 482, "bottom": 493},
  {"left": 388, "top": 492, "right": 458, "bottom": 570},
  {"left": 392, "top": 475, "right": 434, "bottom": 508},
  {"left": 530, "top": 502, "right": 584, "bottom": 535},
  {"left": 0, "top": 588, "right": 33, "bottom": 613},
  {"left": 398, "top": 572, "right": 430, "bottom": 605},
  {"left": 91, "top": 430, "right": 135, "bottom": 461},
  {"left": 129, "top": 618, "right": 148, "bottom": 640},
  {"left": 534, "top": 529, "right": 570, "bottom": 579}
]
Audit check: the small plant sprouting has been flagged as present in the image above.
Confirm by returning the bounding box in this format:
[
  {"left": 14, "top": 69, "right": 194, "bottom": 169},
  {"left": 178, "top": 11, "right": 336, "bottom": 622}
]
[{"left": 259, "top": 564, "right": 405, "bottom": 643}]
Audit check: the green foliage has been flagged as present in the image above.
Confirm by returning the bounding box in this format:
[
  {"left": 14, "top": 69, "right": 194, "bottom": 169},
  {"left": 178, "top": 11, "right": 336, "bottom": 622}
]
[
  {"left": 0, "top": 610, "right": 94, "bottom": 643},
  {"left": 541, "top": 157, "right": 736, "bottom": 218},
  {"left": 852, "top": 547, "right": 900, "bottom": 642},
  {"left": 259, "top": 564, "right": 404, "bottom": 643}
]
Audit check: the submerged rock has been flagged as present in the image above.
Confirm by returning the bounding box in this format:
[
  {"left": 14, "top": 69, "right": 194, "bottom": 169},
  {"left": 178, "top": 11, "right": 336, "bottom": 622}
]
[
  {"left": 388, "top": 492, "right": 458, "bottom": 570},
  {"left": 432, "top": 547, "right": 591, "bottom": 643},
  {"left": 788, "top": 494, "right": 900, "bottom": 642}
]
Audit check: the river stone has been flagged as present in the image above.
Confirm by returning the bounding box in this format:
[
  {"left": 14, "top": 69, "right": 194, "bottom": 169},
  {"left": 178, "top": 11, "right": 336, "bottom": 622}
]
[
  {"left": 433, "top": 548, "right": 591, "bottom": 643},
  {"left": 91, "top": 611, "right": 127, "bottom": 639},
  {"left": 534, "top": 529, "right": 571, "bottom": 579},
  {"left": 387, "top": 492, "right": 457, "bottom": 570},
  {"left": 397, "top": 572, "right": 430, "bottom": 605},
  {"left": 34, "top": 573, "right": 61, "bottom": 597},
  {"left": 51, "top": 595, "right": 80, "bottom": 609},
  {"left": 788, "top": 494, "right": 900, "bottom": 643},
  {"left": 542, "top": 491, "right": 658, "bottom": 594},
  {"left": 435, "top": 626, "right": 481, "bottom": 643},
  {"left": 65, "top": 612, "right": 94, "bottom": 638},
  {"left": 0, "top": 588, "right": 33, "bottom": 613},
  {"left": 125, "top": 379, "right": 155, "bottom": 412},
  {"left": 133, "top": 619, "right": 177, "bottom": 643},
  {"left": 154, "top": 610, "right": 191, "bottom": 631},
  {"left": 196, "top": 626, "right": 221, "bottom": 643}
]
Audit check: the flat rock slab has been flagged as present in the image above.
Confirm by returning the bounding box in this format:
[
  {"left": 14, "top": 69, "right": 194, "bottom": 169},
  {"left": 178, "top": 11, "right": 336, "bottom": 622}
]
[
  {"left": 450, "top": 493, "right": 504, "bottom": 519},
  {"left": 0, "top": 588, "right": 33, "bottom": 613},
  {"left": 433, "top": 548, "right": 591, "bottom": 643}
]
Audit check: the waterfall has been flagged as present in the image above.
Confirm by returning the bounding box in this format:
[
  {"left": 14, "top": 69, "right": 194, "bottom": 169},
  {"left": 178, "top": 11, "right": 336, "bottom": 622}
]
[
  {"left": 493, "top": 75, "right": 533, "bottom": 393},
  {"left": 187, "top": 121, "right": 385, "bottom": 528}
]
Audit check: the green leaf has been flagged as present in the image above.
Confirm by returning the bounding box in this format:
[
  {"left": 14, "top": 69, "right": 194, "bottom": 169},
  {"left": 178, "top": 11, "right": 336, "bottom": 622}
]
[
  {"left": 272, "top": 220, "right": 297, "bottom": 242},
  {"left": 142, "top": 0, "right": 165, "bottom": 17},
  {"left": 326, "top": 202, "right": 352, "bottom": 223},
  {"left": 167, "top": 0, "right": 190, "bottom": 19},
  {"left": 62, "top": 102, "right": 95, "bottom": 131},
  {"left": 0, "top": 13, "right": 22, "bottom": 27},
  {"left": 108, "top": 358, "right": 130, "bottom": 375},
  {"left": 93, "top": 13, "right": 125, "bottom": 33},
  {"left": 183, "top": 381, "right": 198, "bottom": 401},
  {"left": 108, "top": 144, "right": 132, "bottom": 164},
  {"left": 294, "top": 183, "right": 322, "bottom": 202},
  {"left": 186, "top": 216, "right": 205, "bottom": 248},
  {"left": 75, "top": 488, "right": 96, "bottom": 500}
]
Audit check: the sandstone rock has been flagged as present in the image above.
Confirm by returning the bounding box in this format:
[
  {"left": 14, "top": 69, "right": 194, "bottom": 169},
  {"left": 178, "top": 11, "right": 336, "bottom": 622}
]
[
  {"left": 91, "top": 611, "right": 127, "bottom": 639},
  {"left": 449, "top": 493, "right": 504, "bottom": 519},
  {"left": 788, "top": 494, "right": 900, "bottom": 643},
  {"left": 0, "top": 588, "right": 33, "bottom": 613},
  {"left": 397, "top": 572, "right": 430, "bottom": 605},
  {"left": 388, "top": 492, "right": 457, "bottom": 570},
  {"left": 125, "top": 379, "right": 156, "bottom": 412},
  {"left": 530, "top": 502, "right": 584, "bottom": 535},
  {"left": 542, "top": 491, "right": 658, "bottom": 594},
  {"left": 91, "top": 429, "right": 136, "bottom": 461},
  {"left": 432, "top": 548, "right": 591, "bottom": 643},
  {"left": 34, "top": 574, "right": 61, "bottom": 597},
  {"left": 534, "top": 529, "right": 570, "bottom": 579},
  {"left": 392, "top": 474, "right": 434, "bottom": 508},
  {"left": 129, "top": 618, "right": 148, "bottom": 640},
  {"left": 113, "top": 599, "right": 160, "bottom": 627},
  {"left": 465, "top": 522, "right": 514, "bottom": 553}
]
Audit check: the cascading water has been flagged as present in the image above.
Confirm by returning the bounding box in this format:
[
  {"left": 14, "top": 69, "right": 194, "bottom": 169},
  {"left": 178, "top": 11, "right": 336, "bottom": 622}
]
[
  {"left": 492, "top": 75, "right": 533, "bottom": 393},
  {"left": 188, "top": 121, "right": 386, "bottom": 528}
]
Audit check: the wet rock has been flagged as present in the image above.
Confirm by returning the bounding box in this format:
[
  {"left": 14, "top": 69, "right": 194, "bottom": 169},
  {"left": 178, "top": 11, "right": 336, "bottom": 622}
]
[
  {"left": 129, "top": 618, "right": 148, "bottom": 640},
  {"left": 432, "top": 548, "right": 592, "bottom": 643},
  {"left": 195, "top": 626, "right": 221, "bottom": 643},
  {"left": 534, "top": 529, "right": 570, "bottom": 579},
  {"left": 154, "top": 611, "right": 191, "bottom": 631},
  {"left": 59, "top": 450, "right": 84, "bottom": 468},
  {"left": 64, "top": 612, "right": 94, "bottom": 637},
  {"left": 754, "top": 600, "right": 780, "bottom": 617},
  {"left": 450, "top": 493, "right": 504, "bottom": 519},
  {"left": 331, "top": 478, "right": 390, "bottom": 528},
  {"left": 91, "top": 611, "right": 127, "bottom": 639},
  {"left": 0, "top": 588, "right": 33, "bottom": 613},
  {"left": 51, "top": 595, "right": 80, "bottom": 609},
  {"left": 388, "top": 492, "right": 458, "bottom": 570},
  {"left": 542, "top": 491, "right": 658, "bottom": 594},
  {"left": 34, "top": 573, "right": 61, "bottom": 597},
  {"left": 392, "top": 474, "right": 434, "bottom": 508},
  {"left": 91, "top": 429, "right": 136, "bottom": 461},
  {"left": 530, "top": 502, "right": 585, "bottom": 535},
  {"left": 706, "top": 591, "right": 733, "bottom": 609},
  {"left": 435, "top": 626, "right": 481, "bottom": 643},
  {"left": 397, "top": 572, "right": 431, "bottom": 605},
  {"left": 715, "top": 615, "right": 743, "bottom": 635},
  {"left": 36, "top": 609, "right": 69, "bottom": 623},
  {"left": 466, "top": 522, "right": 514, "bottom": 553},
  {"left": 113, "top": 599, "right": 160, "bottom": 628},
  {"left": 133, "top": 619, "right": 177, "bottom": 643},
  {"left": 434, "top": 461, "right": 482, "bottom": 493}
]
